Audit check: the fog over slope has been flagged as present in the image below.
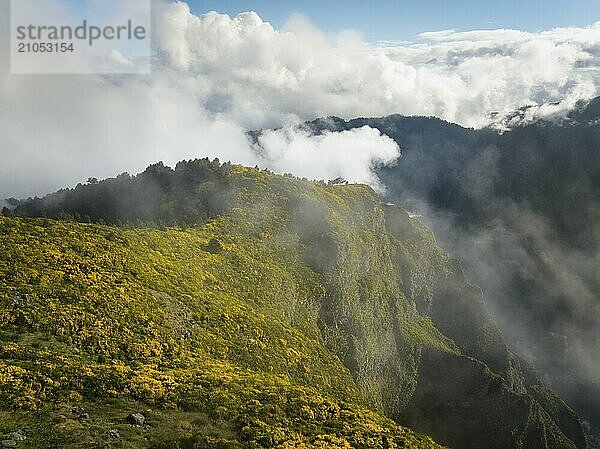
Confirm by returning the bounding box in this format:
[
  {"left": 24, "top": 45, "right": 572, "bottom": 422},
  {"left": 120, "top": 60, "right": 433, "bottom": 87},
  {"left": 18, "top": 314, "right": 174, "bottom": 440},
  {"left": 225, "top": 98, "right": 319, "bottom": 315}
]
[
  {"left": 2, "top": 0, "right": 600, "bottom": 198},
  {"left": 294, "top": 108, "right": 600, "bottom": 443},
  {"left": 2, "top": 0, "right": 600, "bottom": 445}
]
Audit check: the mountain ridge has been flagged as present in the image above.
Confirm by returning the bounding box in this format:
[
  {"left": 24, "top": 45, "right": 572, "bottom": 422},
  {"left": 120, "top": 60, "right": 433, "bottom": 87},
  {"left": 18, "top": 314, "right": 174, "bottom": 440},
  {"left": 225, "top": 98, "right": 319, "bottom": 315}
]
[
  {"left": 287, "top": 99, "right": 600, "bottom": 445},
  {"left": 1, "top": 160, "right": 588, "bottom": 448}
]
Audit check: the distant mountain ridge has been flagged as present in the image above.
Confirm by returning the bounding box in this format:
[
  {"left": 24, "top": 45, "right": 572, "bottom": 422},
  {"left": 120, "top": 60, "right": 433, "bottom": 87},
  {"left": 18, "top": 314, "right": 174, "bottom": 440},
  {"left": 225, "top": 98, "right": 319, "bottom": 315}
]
[{"left": 486, "top": 97, "right": 600, "bottom": 130}]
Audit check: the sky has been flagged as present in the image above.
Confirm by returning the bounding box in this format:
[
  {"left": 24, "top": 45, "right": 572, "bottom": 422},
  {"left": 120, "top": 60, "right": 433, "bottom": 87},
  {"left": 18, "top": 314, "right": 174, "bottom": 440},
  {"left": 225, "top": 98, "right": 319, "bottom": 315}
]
[
  {"left": 187, "top": 0, "right": 600, "bottom": 42},
  {"left": 1, "top": 0, "right": 600, "bottom": 199}
]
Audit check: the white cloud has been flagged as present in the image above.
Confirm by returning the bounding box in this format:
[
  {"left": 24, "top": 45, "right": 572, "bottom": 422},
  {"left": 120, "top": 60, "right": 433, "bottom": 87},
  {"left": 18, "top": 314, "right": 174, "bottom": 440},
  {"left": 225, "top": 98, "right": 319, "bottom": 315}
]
[
  {"left": 151, "top": 2, "right": 600, "bottom": 128},
  {"left": 1, "top": 0, "right": 600, "bottom": 198},
  {"left": 106, "top": 49, "right": 135, "bottom": 69},
  {"left": 255, "top": 126, "right": 400, "bottom": 192}
]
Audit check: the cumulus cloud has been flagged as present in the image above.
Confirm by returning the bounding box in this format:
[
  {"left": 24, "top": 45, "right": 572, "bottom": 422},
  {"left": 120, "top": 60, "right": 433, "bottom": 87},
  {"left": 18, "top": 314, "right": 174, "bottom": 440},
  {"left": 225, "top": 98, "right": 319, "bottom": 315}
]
[
  {"left": 1, "top": 0, "right": 600, "bottom": 198},
  {"left": 255, "top": 126, "right": 400, "bottom": 191},
  {"left": 151, "top": 1, "right": 600, "bottom": 127}
]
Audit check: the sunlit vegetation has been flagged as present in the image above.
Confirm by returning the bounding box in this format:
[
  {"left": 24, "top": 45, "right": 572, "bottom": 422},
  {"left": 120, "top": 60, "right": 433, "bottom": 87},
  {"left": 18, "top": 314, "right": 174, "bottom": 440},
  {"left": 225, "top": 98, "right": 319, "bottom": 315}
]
[
  {"left": 0, "top": 161, "right": 585, "bottom": 449},
  {"left": 0, "top": 164, "right": 447, "bottom": 448}
]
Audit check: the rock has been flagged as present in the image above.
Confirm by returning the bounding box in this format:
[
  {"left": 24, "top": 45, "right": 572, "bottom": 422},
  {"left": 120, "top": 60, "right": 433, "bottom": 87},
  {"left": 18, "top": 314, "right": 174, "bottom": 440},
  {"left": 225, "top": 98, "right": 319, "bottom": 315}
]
[
  {"left": 106, "top": 429, "right": 120, "bottom": 439},
  {"left": 204, "top": 238, "right": 223, "bottom": 254},
  {"left": 11, "top": 292, "right": 31, "bottom": 307},
  {"left": 127, "top": 412, "right": 145, "bottom": 426},
  {"left": 180, "top": 329, "right": 191, "bottom": 340},
  {"left": 2, "top": 431, "right": 25, "bottom": 442}
]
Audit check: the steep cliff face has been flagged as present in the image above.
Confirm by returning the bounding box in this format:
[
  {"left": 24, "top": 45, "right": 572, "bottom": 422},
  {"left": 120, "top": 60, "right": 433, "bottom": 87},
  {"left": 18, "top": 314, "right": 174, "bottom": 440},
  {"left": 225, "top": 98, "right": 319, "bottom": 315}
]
[
  {"left": 293, "top": 187, "right": 587, "bottom": 449},
  {"left": 0, "top": 161, "right": 587, "bottom": 448},
  {"left": 299, "top": 109, "right": 600, "bottom": 440}
]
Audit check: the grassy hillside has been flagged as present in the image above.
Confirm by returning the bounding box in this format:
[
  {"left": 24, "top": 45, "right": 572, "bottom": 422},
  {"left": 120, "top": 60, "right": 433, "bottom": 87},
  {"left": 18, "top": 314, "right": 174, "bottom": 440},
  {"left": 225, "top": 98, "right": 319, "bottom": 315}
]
[{"left": 0, "top": 162, "right": 587, "bottom": 448}]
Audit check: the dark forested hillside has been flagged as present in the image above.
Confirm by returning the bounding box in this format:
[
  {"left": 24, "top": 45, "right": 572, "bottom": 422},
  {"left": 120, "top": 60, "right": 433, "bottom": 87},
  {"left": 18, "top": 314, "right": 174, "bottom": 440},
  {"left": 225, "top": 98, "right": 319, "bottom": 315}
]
[
  {"left": 7, "top": 159, "right": 235, "bottom": 226},
  {"left": 296, "top": 99, "right": 600, "bottom": 444},
  {"left": 1, "top": 161, "right": 588, "bottom": 448}
]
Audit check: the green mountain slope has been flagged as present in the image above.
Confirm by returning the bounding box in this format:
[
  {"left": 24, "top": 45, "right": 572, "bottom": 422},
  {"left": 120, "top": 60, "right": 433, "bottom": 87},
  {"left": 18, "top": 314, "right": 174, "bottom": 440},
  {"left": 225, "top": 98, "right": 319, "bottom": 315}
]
[
  {"left": 0, "top": 161, "right": 588, "bottom": 448},
  {"left": 299, "top": 108, "right": 600, "bottom": 440}
]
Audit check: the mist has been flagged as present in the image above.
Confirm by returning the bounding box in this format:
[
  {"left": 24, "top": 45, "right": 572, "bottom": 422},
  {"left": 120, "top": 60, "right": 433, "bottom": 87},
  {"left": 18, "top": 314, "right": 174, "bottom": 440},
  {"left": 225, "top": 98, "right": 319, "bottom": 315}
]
[
  {"left": 357, "top": 114, "right": 600, "bottom": 438},
  {"left": 2, "top": 0, "right": 600, "bottom": 443},
  {"left": 2, "top": 0, "right": 600, "bottom": 199}
]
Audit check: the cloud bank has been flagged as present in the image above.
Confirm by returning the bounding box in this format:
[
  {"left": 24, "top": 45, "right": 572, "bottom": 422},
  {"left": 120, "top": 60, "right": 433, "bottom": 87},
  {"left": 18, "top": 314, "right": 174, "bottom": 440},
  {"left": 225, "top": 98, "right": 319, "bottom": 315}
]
[
  {"left": 1, "top": 0, "right": 600, "bottom": 198},
  {"left": 152, "top": 2, "right": 600, "bottom": 128}
]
